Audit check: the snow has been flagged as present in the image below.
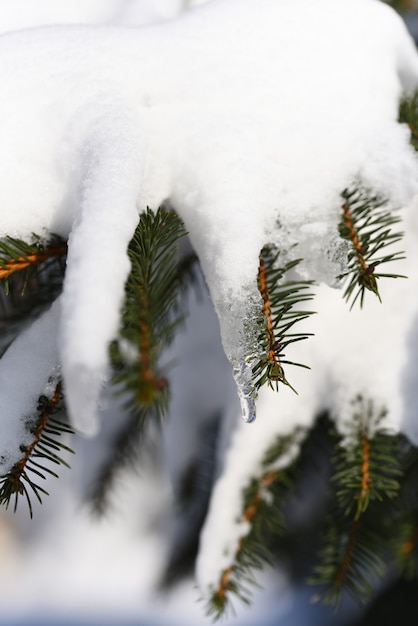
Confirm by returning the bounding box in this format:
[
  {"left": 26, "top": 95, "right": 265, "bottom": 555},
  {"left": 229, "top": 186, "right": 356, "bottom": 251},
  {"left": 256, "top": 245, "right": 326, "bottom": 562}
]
[
  {"left": 0, "top": 300, "right": 61, "bottom": 472},
  {"left": 0, "top": 0, "right": 195, "bottom": 32},
  {"left": 60, "top": 102, "right": 146, "bottom": 435},
  {"left": 196, "top": 405, "right": 306, "bottom": 591},
  {"left": 0, "top": 0, "right": 417, "bottom": 437},
  {"left": 1, "top": 0, "right": 418, "bottom": 617}
]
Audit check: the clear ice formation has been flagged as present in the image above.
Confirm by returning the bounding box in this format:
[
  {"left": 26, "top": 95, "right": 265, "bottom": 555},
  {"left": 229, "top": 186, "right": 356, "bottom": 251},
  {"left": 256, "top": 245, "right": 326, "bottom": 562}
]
[{"left": 233, "top": 361, "right": 257, "bottom": 424}]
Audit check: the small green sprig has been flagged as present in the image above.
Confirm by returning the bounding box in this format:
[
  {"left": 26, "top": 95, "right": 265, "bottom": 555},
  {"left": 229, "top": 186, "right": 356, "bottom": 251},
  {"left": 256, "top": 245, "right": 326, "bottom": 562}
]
[
  {"left": 206, "top": 430, "right": 303, "bottom": 620},
  {"left": 97, "top": 208, "right": 200, "bottom": 515},
  {"left": 310, "top": 513, "right": 386, "bottom": 608},
  {"left": 337, "top": 187, "right": 405, "bottom": 308},
  {"left": 111, "top": 207, "right": 187, "bottom": 411},
  {"left": 394, "top": 515, "right": 418, "bottom": 580},
  {"left": 335, "top": 396, "right": 402, "bottom": 520},
  {"left": 253, "top": 245, "right": 315, "bottom": 394},
  {"left": 383, "top": 0, "right": 418, "bottom": 12},
  {"left": 310, "top": 396, "right": 402, "bottom": 606},
  {"left": 0, "top": 380, "right": 74, "bottom": 517},
  {"left": 0, "top": 234, "right": 67, "bottom": 294}
]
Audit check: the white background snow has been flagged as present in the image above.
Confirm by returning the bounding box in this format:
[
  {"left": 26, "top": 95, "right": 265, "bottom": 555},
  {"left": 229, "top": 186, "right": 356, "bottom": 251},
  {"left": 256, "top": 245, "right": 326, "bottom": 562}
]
[{"left": 0, "top": 0, "right": 418, "bottom": 624}]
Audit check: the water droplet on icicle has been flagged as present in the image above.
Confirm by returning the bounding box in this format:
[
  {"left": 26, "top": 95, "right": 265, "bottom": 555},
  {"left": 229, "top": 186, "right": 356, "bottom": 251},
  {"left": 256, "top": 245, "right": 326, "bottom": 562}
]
[
  {"left": 239, "top": 391, "right": 256, "bottom": 423},
  {"left": 233, "top": 361, "right": 257, "bottom": 424}
]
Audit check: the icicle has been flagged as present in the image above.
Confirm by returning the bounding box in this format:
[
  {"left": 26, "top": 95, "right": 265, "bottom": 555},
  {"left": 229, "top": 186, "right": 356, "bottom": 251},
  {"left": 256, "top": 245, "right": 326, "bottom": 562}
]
[
  {"left": 239, "top": 391, "right": 257, "bottom": 424},
  {"left": 233, "top": 361, "right": 257, "bottom": 424}
]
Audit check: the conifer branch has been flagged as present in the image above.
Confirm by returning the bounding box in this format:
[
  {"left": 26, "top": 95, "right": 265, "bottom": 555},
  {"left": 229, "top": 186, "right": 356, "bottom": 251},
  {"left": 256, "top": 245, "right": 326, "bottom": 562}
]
[
  {"left": 111, "top": 207, "right": 187, "bottom": 411},
  {"left": 333, "top": 518, "right": 361, "bottom": 593},
  {"left": 401, "top": 528, "right": 418, "bottom": 557},
  {"left": 97, "top": 210, "right": 199, "bottom": 515},
  {"left": 0, "top": 235, "right": 67, "bottom": 294},
  {"left": 396, "top": 518, "right": 418, "bottom": 579},
  {"left": 337, "top": 188, "right": 405, "bottom": 308},
  {"left": 311, "top": 513, "right": 385, "bottom": 606},
  {"left": 0, "top": 380, "right": 74, "bottom": 517},
  {"left": 207, "top": 431, "right": 303, "bottom": 619},
  {"left": 388, "top": 442, "right": 418, "bottom": 578},
  {"left": 252, "top": 245, "right": 315, "bottom": 394},
  {"left": 383, "top": 0, "right": 418, "bottom": 12},
  {"left": 310, "top": 395, "right": 402, "bottom": 605},
  {"left": 210, "top": 470, "right": 280, "bottom": 616},
  {"left": 0, "top": 236, "right": 67, "bottom": 355},
  {"left": 334, "top": 396, "right": 402, "bottom": 519}
]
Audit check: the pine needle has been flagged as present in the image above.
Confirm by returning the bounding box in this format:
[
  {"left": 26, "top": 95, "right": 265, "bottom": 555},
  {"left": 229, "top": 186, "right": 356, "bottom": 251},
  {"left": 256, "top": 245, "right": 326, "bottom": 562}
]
[
  {"left": 337, "top": 188, "right": 405, "bottom": 309},
  {"left": 111, "top": 207, "right": 188, "bottom": 412},
  {"left": 206, "top": 430, "right": 303, "bottom": 619},
  {"left": 310, "top": 395, "right": 402, "bottom": 606},
  {"left": 0, "top": 234, "right": 67, "bottom": 295},
  {"left": 253, "top": 245, "right": 315, "bottom": 394},
  {"left": 0, "top": 380, "right": 74, "bottom": 518}
]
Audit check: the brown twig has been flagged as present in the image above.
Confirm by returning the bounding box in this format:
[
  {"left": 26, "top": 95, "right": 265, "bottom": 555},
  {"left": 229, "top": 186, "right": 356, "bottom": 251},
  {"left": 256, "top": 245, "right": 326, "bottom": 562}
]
[
  {"left": 0, "top": 245, "right": 67, "bottom": 281},
  {"left": 333, "top": 518, "right": 362, "bottom": 591},
  {"left": 342, "top": 202, "right": 375, "bottom": 286},
  {"left": 357, "top": 434, "right": 371, "bottom": 518},
  {"left": 214, "top": 470, "right": 279, "bottom": 600},
  {"left": 258, "top": 256, "right": 284, "bottom": 381},
  {"left": 137, "top": 285, "right": 166, "bottom": 403},
  {"left": 401, "top": 526, "right": 418, "bottom": 556},
  {"left": 9, "top": 381, "right": 63, "bottom": 484}
]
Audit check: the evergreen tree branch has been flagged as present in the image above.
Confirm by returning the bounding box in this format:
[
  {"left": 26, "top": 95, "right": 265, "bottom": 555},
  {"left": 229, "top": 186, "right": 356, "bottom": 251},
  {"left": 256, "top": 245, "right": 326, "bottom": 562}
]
[
  {"left": 311, "top": 513, "right": 386, "bottom": 607},
  {"left": 337, "top": 188, "right": 405, "bottom": 308},
  {"left": 253, "top": 245, "right": 315, "bottom": 394},
  {"left": 0, "top": 235, "right": 67, "bottom": 294},
  {"left": 207, "top": 430, "right": 303, "bottom": 619},
  {"left": 387, "top": 442, "right": 418, "bottom": 579},
  {"left": 310, "top": 395, "right": 402, "bottom": 606},
  {"left": 334, "top": 396, "right": 402, "bottom": 519},
  {"left": 95, "top": 210, "right": 200, "bottom": 515},
  {"left": 209, "top": 470, "right": 280, "bottom": 617},
  {"left": 0, "top": 237, "right": 67, "bottom": 355},
  {"left": 395, "top": 517, "right": 418, "bottom": 579},
  {"left": 383, "top": 0, "right": 418, "bottom": 12},
  {"left": 111, "top": 207, "right": 188, "bottom": 410},
  {"left": 0, "top": 379, "right": 74, "bottom": 518},
  {"left": 333, "top": 518, "right": 361, "bottom": 594}
]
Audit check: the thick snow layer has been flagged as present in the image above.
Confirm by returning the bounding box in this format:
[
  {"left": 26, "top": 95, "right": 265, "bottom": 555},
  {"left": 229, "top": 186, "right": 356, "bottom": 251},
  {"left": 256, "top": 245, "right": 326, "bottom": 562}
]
[
  {"left": 0, "top": 300, "right": 61, "bottom": 472},
  {"left": 0, "top": 0, "right": 194, "bottom": 32},
  {"left": 0, "top": 0, "right": 417, "bottom": 437}
]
